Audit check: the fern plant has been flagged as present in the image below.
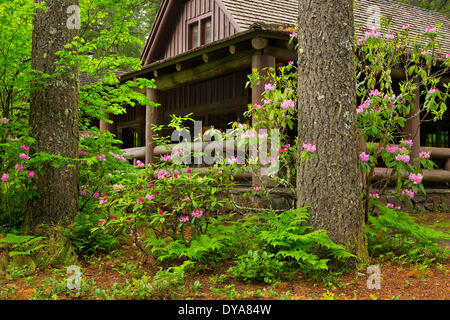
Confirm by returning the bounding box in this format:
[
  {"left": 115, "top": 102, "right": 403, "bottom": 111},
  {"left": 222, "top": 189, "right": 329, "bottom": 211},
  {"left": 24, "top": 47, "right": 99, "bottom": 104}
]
[
  {"left": 0, "top": 234, "right": 46, "bottom": 257},
  {"left": 258, "top": 208, "right": 356, "bottom": 273},
  {"left": 366, "top": 204, "right": 450, "bottom": 262}
]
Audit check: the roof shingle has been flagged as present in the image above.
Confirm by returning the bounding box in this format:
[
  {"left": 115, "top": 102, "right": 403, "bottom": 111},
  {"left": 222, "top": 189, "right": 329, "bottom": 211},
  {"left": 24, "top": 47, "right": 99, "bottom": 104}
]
[{"left": 220, "top": 0, "right": 450, "bottom": 55}]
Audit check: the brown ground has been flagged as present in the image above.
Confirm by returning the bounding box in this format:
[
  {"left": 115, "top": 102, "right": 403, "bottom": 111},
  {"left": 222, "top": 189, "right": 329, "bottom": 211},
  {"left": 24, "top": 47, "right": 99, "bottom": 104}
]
[{"left": 1, "top": 212, "right": 449, "bottom": 300}]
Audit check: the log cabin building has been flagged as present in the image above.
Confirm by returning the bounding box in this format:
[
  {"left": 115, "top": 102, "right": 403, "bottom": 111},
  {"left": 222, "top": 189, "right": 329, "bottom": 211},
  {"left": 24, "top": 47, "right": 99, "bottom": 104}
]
[{"left": 100, "top": 0, "right": 450, "bottom": 187}]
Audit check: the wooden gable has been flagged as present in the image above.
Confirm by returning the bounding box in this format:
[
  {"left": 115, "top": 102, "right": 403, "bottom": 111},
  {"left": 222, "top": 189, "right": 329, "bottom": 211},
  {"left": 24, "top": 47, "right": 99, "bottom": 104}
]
[{"left": 141, "top": 0, "right": 240, "bottom": 65}]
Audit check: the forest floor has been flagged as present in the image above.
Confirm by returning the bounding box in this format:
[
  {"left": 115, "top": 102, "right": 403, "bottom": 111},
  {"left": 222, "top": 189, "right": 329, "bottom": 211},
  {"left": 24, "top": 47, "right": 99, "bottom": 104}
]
[{"left": 0, "top": 212, "right": 449, "bottom": 300}]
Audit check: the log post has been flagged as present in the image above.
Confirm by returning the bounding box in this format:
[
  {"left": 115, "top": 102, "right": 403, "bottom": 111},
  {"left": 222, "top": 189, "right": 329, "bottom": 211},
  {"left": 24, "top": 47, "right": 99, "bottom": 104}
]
[
  {"left": 251, "top": 54, "right": 275, "bottom": 185},
  {"left": 99, "top": 113, "right": 116, "bottom": 135},
  {"left": 404, "top": 88, "right": 421, "bottom": 161},
  {"left": 146, "top": 88, "right": 160, "bottom": 165}
]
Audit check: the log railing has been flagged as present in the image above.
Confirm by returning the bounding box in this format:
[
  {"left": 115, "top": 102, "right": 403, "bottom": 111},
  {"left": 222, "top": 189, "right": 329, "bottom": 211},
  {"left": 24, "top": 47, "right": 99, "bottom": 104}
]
[{"left": 121, "top": 144, "right": 450, "bottom": 182}]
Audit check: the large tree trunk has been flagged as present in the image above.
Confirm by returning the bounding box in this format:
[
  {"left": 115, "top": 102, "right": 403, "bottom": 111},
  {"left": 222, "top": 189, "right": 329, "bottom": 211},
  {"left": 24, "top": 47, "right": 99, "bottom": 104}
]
[
  {"left": 26, "top": 0, "right": 79, "bottom": 227},
  {"left": 296, "top": 0, "right": 368, "bottom": 262}
]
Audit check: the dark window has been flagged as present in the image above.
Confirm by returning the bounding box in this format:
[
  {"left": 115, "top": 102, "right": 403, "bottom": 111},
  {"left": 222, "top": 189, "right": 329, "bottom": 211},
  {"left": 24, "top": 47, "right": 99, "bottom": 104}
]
[
  {"left": 189, "top": 16, "right": 212, "bottom": 49},
  {"left": 189, "top": 23, "right": 199, "bottom": 49},
  {"left": 202, "top": 18, "right": 212, "bottom": 44}
]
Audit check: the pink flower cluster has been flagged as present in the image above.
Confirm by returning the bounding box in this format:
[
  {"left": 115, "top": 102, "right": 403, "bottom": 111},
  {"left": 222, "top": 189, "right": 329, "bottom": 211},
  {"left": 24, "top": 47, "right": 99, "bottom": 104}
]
[
  {"left": 402, "top": 188, "right": 415, "bottom": 199},
  {"left": 419, "top": 151, "right": 430, "bottom": 159},
  {"left": 280, "top": 99, "right": 295, "bottom": 110},
  {"left": 303, "top": 142, "right": 316, "bottom": 153},
  {"left": 408, "top": 173, "right": 423, "bottom": 185},
  {"left": 369, "top": 192, "right": 380, "bottom": 199},
  {"left": 360, "top": 152, "right": 370, "bottom": 163},
  {"left": 161, "top": 155, "right": 171, "bottom": 162},
  {"left": 428, "top": 87, "right": 439, "bottom": 94},
  {"left": 180, "top": 216, "right": 190, "bottom": 224},
  {"left": 253, "top": 184, "right": 263, "bottom": 191},
  {"left": 425, "top": 26, "right": 437, "bottom": 33},
  {"left": 157, "top": 170, "right": 170, "bottom": 179},
  {"left": 96, "top": 154, "right": 106, "bottom": 161},
  {"left": 79, "top": 149, "right": 88, "bottom": 156},
  {"left": 395, "top": 154, "right": 410, "bottom": 163},
  {"left": 1, "top": 118, "right": 8, "bottom": 124},
  {"left": 112, "top": 153, "right": 127, "bottom": 162},
  {"left": 191, "top": 209, "right": 203, "bottom": 219},
  {"left": 364, "top": 26, "right": 381, "bottom": 39},
  {"left": 264, "top": 83, "right": 275, "bottom": 91}
]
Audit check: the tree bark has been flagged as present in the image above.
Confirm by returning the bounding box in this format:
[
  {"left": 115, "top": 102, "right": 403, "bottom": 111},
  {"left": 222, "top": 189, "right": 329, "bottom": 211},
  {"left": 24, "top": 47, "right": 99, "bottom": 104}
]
[
  {"left": 296, "top": 0, "right": 368, "bottom": 262},
  {"left": 26, "top": 0, "right": 79, "bottom": 227}
]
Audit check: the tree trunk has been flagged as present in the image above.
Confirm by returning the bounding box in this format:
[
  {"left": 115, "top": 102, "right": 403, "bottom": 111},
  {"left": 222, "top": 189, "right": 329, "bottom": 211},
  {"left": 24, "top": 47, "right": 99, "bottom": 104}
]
[
  {"left": 296, "top": 0, "right": 368, "bottom": 262},
  {"left": 26, "top": 0, "right": 79, "bottom": 227}
]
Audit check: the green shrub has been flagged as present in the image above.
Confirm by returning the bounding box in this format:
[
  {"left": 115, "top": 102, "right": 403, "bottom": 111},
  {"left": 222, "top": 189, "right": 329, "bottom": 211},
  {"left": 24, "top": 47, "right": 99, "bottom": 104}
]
[
  {"left": 227, "top": 250, "right": 288, "bottom": 283},
  {"left": 366, "top": 204, "right": 450, "bottom": 263}
]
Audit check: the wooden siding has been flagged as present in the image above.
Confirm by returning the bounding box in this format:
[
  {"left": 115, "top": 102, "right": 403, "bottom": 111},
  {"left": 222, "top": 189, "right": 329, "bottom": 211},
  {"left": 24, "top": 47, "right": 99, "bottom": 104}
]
[
  {"left": 163, "top": 69, "right": 251, "bottom": 128},
  {"left": 160, "top": 0, "right": 238, "bottom": 60}
]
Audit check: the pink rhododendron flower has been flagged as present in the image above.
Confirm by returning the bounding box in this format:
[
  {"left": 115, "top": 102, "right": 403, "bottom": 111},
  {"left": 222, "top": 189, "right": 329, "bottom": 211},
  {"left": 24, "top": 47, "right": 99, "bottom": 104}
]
[
  {"left": 145, "top": 194, "right": 155, "bottom": 201},
  {"left": 360, "top": 152, "right": 370, "bottom": 162},
  {"left": 428, "top": 87, "right": 439, "bottom": 94},
  {"left": 303, "top": 142, "right": 316, "bottom": 153},
  {"left": 78, "top": 149, "right": 87, "bottom": 156},
  {"left": 227, "top": 156, "right": 238, "bottom": 164},
  {"left": 385, "top": 33, "right": 394, "bottom": 40},
  {"left": 419, "top": 151, "right": 430, "bottom": 159},
  {"left": 191, "top": 209, "right": 203, "bottom": 219},
  {"left": 161, "top": 155, "right": 171, "bottom": 162},
  {"left": 446, "top": 53, "right": 450, "bottom": 59},
  {"left": 19, "top": 153, "right": 30, "bottom": 160},
  {"left": 99, "top": 220, "right": 105, "bottom": 226},
  {"left": 1, "top": 174, "right": 9, "bottom": 182},
  {"left": 136, "top": 160, "right": 145, "bottom": 167},
  {"left": 99, "top": 198, "right": 108, "bottom": 205},
  {"left": 400, "top": 139, "right": 413, "bottom": 148},
  {"left": 386, "top": 145, "right": 398, "bottom": 154},
  {"left": 264, "top": 83, "right": 275, "bottom": 91},
  {"left": 27, "top": 171, "right": 35, "bottom": 178},
  {"left": 173, "top": 172, "right": 179, "bottom": 179},
  {"left": 425, "top": 26, "right": 437, "bottom": 33},
  {"left": 280, "top": 99, "right": 295, "bottom": 110},
  {"left": 157, "top": 170, "right": 170, "bottom": 179},
  {"left": 369, "top": 192, "right": 380, "bottom": 199},
  {"left": 96, "top": 154, "right": 106, "bottom": 161},
  {"left": 1, "top": 118, "right": 8, "bottom": 124},
  {"left": 80, "top": 189, "right": 87, "bottom": 196},
  {"left": 290, "top": 31, "right": 297, "bottom": 38},
  {"left": 369, "top": 89, "right": 381, "bottom": 97},
  {"left": 395, "top": 154, "right": 410, "bottom": 163},
  {"left": 93, "top": 192, "right": 100, "bottom": 198},
  {"left": 395, "top": 205, "right": 401, "bottom": 211},
  {"left": 15, "top": 163, "right": 24, "bottom": 172},
  {"left": 402, "top": 24, "right": 410, "bottom": 29},
  {"left": 179, "top": 216, "right": 190, "bottom": 223},
  {"left": 241, "top": 130, "right": 255, "bottom": 139},
  {"left": 112, "top": 184, "right": 124, "bottom": 191},
  {"left": 408, "top": 172, "right": 423, "bottom": 184},
  {"left": 420, "top": 49, "right": 431, "bottom": 55},
  {"left": 402, "top": 189, "right": 415, "bottom": 199},
  {"left": 288, "top": 61, "right": 294, "bottom": 65},
  {"left": 137, "top": 197, "right": 143, "bottom": 203},
  {"left": 253, "top": 185, "right": 263, "bottom": 191},
  {"left": 258, "top": 131, "right": 268, "bottom": 139},
  {"left": 386, "top": 202, "right": 394, "bottom": 208},
  {"left": 21, "top": 145, "right": 30, "bottom": 152}
]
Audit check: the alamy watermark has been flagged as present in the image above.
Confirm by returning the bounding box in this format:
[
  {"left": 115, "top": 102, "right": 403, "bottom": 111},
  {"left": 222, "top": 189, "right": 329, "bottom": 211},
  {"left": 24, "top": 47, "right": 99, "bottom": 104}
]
[
  {"left": 66, "top": 265, "right": 82, "bottom": 290},
  {"left": 366, "top": 265, "right": 381, "bottom": 290},
  {"left": 67, "top": 5, "right": 80, "bottom": 30}
]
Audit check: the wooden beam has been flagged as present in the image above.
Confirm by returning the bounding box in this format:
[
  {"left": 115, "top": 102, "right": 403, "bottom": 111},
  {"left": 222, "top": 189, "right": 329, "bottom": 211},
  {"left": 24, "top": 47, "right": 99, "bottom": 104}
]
[
  {"left": 145, "top": 88, "right": 160, "bottom": 165},
  {"left": 251, "top": 37, "right": 269, "bottom": 50},
  {"left": 372, "top": 167, "right": 450, "bottom": 183},
  {"left": 263, "top": 46, "right": 297, "bottom": 63},
  {"left": 122, "top": 147, "right": 145, "bottom": 159},
  {"left": 154, "top": 49, "right": 257, "bottom": 91}
]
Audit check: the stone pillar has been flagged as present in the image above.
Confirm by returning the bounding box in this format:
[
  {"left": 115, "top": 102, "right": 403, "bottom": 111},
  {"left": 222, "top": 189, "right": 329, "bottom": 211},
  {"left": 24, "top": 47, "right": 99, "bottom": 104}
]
[
  {"left": 404, "top": 88, "right": 421, "bottom": 161},
  {"left": 251, "top": 54, "right": 276, "bottom": 185},
  {"left": 145, "top": 88, "right": 160, "bottom": 165}
]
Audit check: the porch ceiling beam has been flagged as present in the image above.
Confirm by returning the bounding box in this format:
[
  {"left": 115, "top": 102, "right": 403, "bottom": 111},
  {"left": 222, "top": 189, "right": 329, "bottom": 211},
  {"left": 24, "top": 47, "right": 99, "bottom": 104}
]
[
  {"left": 154, "top": 49, "right": 258, "bottom": 91},
  {"left": 263, "top": 46, "right": 297, "bottom": 63}
]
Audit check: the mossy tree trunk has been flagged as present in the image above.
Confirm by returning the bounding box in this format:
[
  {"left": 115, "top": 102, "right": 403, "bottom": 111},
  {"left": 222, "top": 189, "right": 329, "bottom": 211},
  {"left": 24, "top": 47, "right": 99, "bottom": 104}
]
[
  {"left": 26, "top": 0, "right": 80, "bottom": 227},
  {"left": 296, "top": 0, "right": 368, "bottom": 263}
]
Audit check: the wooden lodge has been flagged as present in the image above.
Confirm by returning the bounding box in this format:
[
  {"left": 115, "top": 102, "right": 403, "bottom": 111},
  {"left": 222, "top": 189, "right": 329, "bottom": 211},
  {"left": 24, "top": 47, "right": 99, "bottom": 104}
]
[{"left": 100, "top": 0, "right": 450, "bottom": 184}]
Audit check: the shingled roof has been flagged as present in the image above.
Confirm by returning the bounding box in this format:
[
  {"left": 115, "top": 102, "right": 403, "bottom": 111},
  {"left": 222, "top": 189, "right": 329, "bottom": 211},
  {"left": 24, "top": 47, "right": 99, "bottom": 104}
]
[{"left": 220, "top": 0, "right": 450, "bottom": 55}]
